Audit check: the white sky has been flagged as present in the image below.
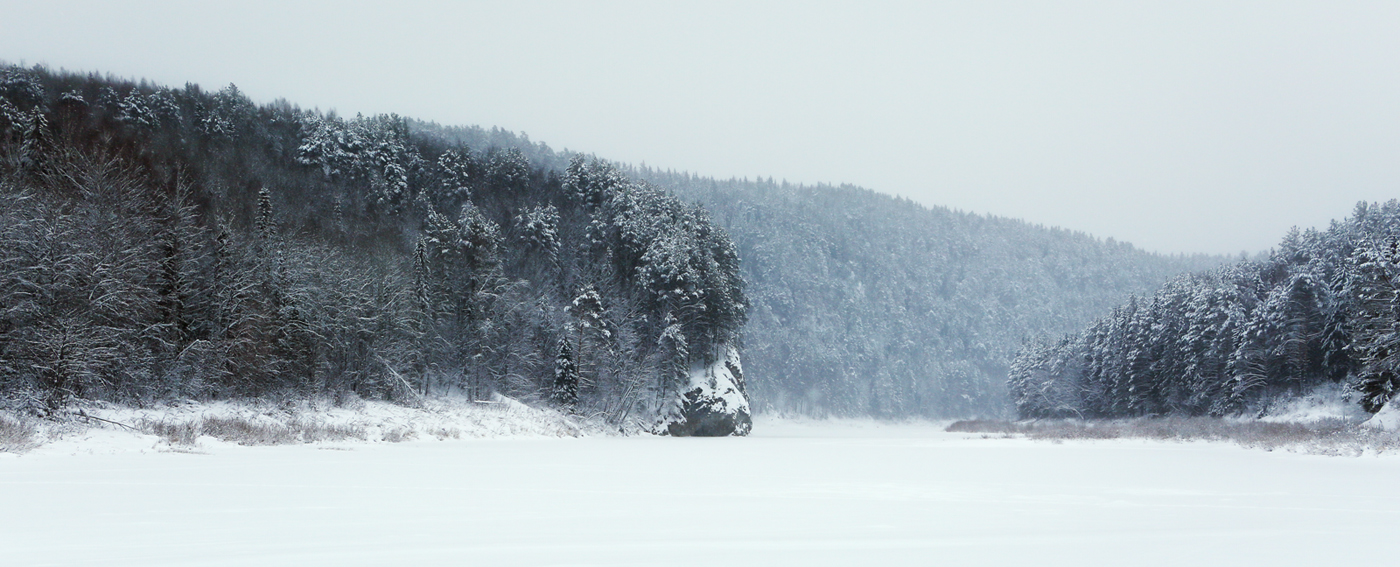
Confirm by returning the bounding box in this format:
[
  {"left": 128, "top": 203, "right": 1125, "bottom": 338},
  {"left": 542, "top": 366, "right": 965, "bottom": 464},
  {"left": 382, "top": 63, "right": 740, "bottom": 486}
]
[{"left": 3, "top": 0, "right": 1398, "bottom": 255}]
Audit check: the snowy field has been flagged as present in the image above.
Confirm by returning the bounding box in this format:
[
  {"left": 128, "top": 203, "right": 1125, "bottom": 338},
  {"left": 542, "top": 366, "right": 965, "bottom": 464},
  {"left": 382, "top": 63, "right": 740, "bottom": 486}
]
[{"left": 4, "top": 418, "right": 1400, "bottom": 566}]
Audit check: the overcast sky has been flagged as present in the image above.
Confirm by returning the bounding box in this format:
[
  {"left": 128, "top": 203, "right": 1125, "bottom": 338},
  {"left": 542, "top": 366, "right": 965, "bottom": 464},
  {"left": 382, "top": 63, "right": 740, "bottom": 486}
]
[{"left": 3, "top": 0, "right": 1397, "bottom": 255}]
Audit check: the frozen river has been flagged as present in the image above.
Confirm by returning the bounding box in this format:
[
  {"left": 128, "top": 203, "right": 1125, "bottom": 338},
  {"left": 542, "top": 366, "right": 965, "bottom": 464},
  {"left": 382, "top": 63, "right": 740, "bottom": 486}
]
[{"left": 3, "top": 419, "right": 1398, "bottom": 566}]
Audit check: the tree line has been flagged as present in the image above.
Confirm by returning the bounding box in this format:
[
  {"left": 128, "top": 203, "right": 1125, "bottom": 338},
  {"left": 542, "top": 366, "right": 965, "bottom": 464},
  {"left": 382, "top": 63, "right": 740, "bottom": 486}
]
[{"left": 1010, "top": 201, "right": 1400, "bottom": 419}]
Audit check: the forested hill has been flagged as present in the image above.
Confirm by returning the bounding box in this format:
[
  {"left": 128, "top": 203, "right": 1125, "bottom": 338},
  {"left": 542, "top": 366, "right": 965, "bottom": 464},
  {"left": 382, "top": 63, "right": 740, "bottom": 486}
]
[
  {"left": 633, "top": 170, "right": 1224, "bottom": 418},
  {"left": 0, "top": 65, "right": 747, "bottom": 433},
  {"left": 1010, "top": 202, "right": 1400, "bottom": 420}
]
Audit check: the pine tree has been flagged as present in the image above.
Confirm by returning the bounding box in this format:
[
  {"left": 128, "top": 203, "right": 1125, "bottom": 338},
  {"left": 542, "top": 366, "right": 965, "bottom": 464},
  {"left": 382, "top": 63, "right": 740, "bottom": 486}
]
[
  {"left": 553, "top": 338, "right": 579, "bottom": 409},
  {"left": 19, "top": 108, "right": 51, "bottom": 171},
  {"left": 1347, "top": 237, "right": 1400, "bottom": 413},
  {"left": 436, "top": 148, "right": 473, "bottom": 206},
  {"left": 255, "top": 187, "right": 274, "bottom": 240},
  {"left": 411, "top": 238, "right": 433, "bottom": 395}
]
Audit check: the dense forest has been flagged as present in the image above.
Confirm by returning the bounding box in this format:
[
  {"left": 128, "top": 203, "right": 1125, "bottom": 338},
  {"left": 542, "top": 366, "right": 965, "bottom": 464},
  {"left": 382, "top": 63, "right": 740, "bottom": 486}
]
[
  {"left": 0, "top": 64, "right": 1228, "bottom": 426},
  {"left": 1010, "top": 202, "right": 1400, "bottom": 419},
  {"left": 0, "top": 65, "right": 747, "bottom": 433},
  {"left": 636, "top": 171, "right": 1222, "bottom": 418}
]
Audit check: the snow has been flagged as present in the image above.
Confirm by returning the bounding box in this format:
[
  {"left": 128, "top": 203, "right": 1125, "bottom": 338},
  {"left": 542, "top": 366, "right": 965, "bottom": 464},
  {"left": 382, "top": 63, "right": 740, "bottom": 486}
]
[
  {"left": 112, "top": 394, "right": 584, "bottom": 445},
  {"left": 1254, "top": 384, "right": 1400, "bottom": 431},
  {"left": 1259, "top": 383, "right": 1370, "bottom": 424},
  {"left": 5, "top": 417, "right": 1400, "bottom": 566},
  {"left": 684, "top": 344, "right": 749, "bottom": 415},
  {"left": 655, "top": 344, "right": 751, "bottom": 435},
  {"left": 1364, "top": 397, "right": 1400, "bottom": 430}
]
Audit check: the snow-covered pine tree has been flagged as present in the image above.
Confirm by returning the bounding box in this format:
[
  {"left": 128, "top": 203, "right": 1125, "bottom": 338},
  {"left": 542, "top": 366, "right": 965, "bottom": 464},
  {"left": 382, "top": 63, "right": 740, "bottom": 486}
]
[
  {"left": 553, "top": 337, "right": 579, "bottom": 409},
  {"left": 436, "top": 148, "right": 473, "bottom": 206},
  {"left": 19, "top": 107, "right": 50, "bottom": 171},
  {"left": 1347, "top": 236, "right": 1400, "bottom": 412},
  {"left": 255, "top": 186, "right": 274, "bottom": 240}
]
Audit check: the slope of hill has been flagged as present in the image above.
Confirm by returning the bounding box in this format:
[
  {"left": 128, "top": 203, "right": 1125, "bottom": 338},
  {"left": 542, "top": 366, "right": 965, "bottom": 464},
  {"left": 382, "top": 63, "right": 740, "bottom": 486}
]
[
  {"left": 636, "top": 170, "right": 1224, "bottom": 417},
  {"left": 0, "top": 65, "right": 746, "bottom": 433}
]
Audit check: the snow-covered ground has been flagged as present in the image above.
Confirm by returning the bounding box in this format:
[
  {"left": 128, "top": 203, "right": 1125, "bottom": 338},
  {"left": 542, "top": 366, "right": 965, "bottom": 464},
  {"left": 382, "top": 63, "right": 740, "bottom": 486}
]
[{"left": 4, "top": 417, "right": 1399, "bottom": 566}]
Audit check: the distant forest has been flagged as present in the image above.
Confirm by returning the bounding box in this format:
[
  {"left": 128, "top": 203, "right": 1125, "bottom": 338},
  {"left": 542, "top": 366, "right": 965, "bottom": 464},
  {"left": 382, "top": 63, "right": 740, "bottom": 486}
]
[
  {"left": 637, "top": 171, "right": 1221, "bottom": 418},
  {"left": 1010, "top": 202, "right": 1400, "bottom": 419},
  {"left": 0, "top": 64, "right": 1222, "bottom": 423},
  {"left": 0, "top": 65, "right": 744, "bottom": 430}
]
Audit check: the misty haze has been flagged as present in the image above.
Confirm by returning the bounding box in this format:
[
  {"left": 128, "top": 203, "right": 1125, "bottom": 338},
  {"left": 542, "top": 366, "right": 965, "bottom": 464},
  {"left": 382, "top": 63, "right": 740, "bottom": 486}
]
[{"left": 4, "top": 2, "right": 1400, "bottom": 566}]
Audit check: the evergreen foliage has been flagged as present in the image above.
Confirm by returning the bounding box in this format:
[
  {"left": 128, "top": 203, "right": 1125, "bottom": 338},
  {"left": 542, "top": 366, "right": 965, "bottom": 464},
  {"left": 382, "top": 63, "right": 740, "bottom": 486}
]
[
  {"left": 0, "top": 65, "right": 743, "bottom": 425},
  {"left": 634, "top": 170, "right": 1222, "bottom": 418},
  {"left": 0, "top": 63, "right": 1223, "bottom": 421},
  {"left": 553, "top": 338, "right": 579, "bottom": 409},
  {"left": 1010, "top": 203, "right": 1400, "bottom": 418}
]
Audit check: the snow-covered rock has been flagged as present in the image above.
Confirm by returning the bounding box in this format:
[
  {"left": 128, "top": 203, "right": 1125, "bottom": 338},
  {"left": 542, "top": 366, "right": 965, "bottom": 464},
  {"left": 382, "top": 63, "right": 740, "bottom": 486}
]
[
  {"left": 1363, "top": 395, "right": 1400, "bottom": 430},
  {"left": 658, "top": 345, "right": 752, "bottom": 437}
]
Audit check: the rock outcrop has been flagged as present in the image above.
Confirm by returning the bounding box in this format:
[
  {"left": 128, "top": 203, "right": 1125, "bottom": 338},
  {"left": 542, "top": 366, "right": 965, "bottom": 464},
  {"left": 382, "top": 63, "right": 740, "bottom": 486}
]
[{"left": 659, "top": 345, "right": 752, "bottom": 437}]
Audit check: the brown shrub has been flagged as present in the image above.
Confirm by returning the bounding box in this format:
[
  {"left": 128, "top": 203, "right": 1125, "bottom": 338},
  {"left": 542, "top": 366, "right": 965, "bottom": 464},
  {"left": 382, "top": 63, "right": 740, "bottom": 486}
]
[
  {"left": 0, "top": 413, "right": 37, "bottom": 453},
  {"left": 381, "top": 426, "right": 417, "bottom": 443},
  {"left": 141, "top": 416, "right": 365, "bottom": 446}
]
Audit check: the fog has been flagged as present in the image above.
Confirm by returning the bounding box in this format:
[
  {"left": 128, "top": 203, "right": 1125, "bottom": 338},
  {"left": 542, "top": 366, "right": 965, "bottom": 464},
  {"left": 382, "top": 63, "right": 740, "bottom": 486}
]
[{"left": 3, "top": 0, "right": 1397, "bottom": 254}]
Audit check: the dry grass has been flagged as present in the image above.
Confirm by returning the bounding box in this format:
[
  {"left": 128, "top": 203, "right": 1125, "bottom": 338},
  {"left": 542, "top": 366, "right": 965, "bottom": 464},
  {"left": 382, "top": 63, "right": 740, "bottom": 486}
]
[
  {"left": 0, "top": 412, "right": 38, "bottom": 453},
  {"left": 428, "top": 426, "right": 461, "bottom": 440},
  {"left": 141, "top": 416, "right": 366, "bottom": 447},
  {"left": 4, "top": 394, "right": 586, "bottom": 451},
  {"left": 946, "top": 417, "right": 1400, "bottom": 456},
  {"left": 380, "top": 426, "right": 417, "bottom": 443}
]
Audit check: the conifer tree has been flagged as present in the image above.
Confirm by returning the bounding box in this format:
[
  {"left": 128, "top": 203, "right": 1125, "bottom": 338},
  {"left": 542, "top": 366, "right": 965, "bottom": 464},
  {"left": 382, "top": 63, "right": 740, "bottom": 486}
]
[
  {"left": 255, "top": 187, "right": 273, "bottom": 240},
  {"left": 553, "top": 338, "right": 579, "bottom": 409}
]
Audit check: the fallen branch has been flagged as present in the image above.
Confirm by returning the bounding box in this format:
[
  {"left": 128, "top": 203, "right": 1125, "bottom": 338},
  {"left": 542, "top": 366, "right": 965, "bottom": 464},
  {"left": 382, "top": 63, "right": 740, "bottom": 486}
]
[
  {"left": 376, "top": 355, "right": 426, "bottom": 402},
  {"left": 75, "top": 410, "right": 139, "bottom": 432}
]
